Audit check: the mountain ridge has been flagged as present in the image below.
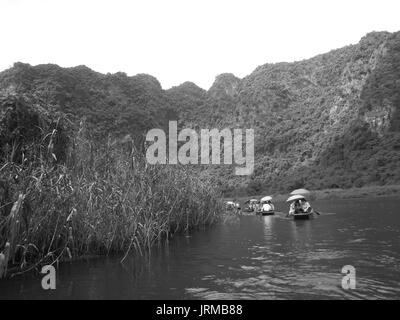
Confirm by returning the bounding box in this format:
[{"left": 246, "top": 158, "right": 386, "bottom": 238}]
[{"left": 1, "top": 30, "right": 399, "bottom": 195}]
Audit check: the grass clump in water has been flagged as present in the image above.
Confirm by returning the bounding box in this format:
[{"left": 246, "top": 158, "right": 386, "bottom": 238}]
[{"left": 0, "top": 93, "right": 223, "bottom": 278}]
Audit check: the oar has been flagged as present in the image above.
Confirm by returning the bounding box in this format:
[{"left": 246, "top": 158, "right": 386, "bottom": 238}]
[{"left": 313, "top": 209, "right": 321, "bottom": 215}]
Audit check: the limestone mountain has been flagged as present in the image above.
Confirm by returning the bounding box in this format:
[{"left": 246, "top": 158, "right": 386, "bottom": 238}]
[
  {"left": 0, "top": 63, "right": 176, "bottom": 144},
  {"left": 1, "top": 31, "right": 399, "bottom": 195}
]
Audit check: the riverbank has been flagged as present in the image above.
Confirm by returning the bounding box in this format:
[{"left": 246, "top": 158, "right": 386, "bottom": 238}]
[
  {"left": 303, "top": 185, "right": 400, "bottom": 200},
  {"left": 228, "top": 184, "right": 400, "bottom": 205}
]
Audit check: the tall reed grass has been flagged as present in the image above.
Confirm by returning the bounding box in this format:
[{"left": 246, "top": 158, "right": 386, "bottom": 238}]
[{"left": 0, "top": 119, "right": 223, "bottom": 278}]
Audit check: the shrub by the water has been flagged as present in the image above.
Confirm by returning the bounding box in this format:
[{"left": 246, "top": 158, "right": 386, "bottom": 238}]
[{"left": 0, "top": 93, "right": 223, "bottom": 278}]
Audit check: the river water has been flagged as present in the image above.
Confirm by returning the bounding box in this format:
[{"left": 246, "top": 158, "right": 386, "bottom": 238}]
[{"left": 0, "top": 197, "right": 399, "bottom": 299}]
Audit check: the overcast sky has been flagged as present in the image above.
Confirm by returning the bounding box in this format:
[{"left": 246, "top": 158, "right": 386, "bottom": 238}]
[{"left": 1, "top": 0, "right": 399, "bottom": 89}]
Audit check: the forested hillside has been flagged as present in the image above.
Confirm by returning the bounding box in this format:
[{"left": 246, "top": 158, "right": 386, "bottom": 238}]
[
  {"left": 0, "top": 63, "right": 177, "bottom": 146},
  {"left": 1, "top": 31, "right": 399, "bottom": 195},
  {"left": 168, "top": 31, "right": 400, "bottom": 195}
]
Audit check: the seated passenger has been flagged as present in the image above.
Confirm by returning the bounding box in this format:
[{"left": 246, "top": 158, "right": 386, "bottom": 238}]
[
  {"left": 262, "top": 201, "right": 273, "bottom": 212},
  {"left": 300, "top": 199, "right": 312, "bottom": 212},
  {"left": 289, "top": 200, "right": 302, "bottom": 215}
]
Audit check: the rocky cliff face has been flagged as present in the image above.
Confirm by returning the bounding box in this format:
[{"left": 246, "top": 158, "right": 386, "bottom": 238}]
[
  {"left": 1, "top": 31, "right": 399, "bottom": 194},
  {"left": 167, "top": 31, "right": 400, "bottom": 193}
]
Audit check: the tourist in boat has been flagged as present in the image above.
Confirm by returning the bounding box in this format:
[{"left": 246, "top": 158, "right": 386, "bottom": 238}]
[
  {"left": 235, "top": 201, "right": 241, "bottom": 213},
  {"left": 289, "top": 199, "right": 302, "bottom": 215},
  {"left": 226, "top": 201, "right": 235, "bottom": 210},
  {"left": 300, "top": 198, "right": 312, "bottom": 213},
  {"left": 268, "top": 200, "right": 275, "bottom": 211},
  {"left": 255, "top": 201, "right": 262, "bottom": 213},
  {"left": 262, "top": 200, "right": 274, "bottom": 212}
]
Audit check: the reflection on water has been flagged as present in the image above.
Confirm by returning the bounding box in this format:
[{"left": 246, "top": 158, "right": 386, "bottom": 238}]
[{"left": 1, "top": 197, "right": 400, "bottom": 299}]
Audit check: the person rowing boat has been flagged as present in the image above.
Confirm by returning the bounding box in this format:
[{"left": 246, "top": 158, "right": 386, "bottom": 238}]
[
  {"left": 287, "top": 194, "right": 314, "bottom": 219},
  {"left": 289, "top": 198, "right": 311, "bottom": 215}
]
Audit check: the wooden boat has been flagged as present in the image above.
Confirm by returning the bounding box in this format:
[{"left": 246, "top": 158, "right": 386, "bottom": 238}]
[
  {"left": 261, "top": 210, "right": 275, "bottom": 216},
  {"left": 292, "top": 210, "right": 314, "bottom": 220}
]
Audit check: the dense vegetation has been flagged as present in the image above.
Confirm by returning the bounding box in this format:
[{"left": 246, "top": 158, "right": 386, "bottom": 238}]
[
  {"left": 0, "top": 31, "right": 399, "bottom": 202},
  {"left": 168, "top": 31, "right": 400, "bottom": 195}
]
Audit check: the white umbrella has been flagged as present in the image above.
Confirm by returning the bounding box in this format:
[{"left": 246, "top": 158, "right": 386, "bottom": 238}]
[
  {"left": 260, "top": 196, "right": 273, "bottom": 202},
  {"left": 286, "top": 194, "right": 306, "bottom": 202},
  {"left": 290, "top": 188, "right": 310, "bottom": 195}
]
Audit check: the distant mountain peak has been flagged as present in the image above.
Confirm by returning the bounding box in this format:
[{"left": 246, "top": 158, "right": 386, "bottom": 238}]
[
  {"left": 169, "top": 81, "right": 206, "bottom": 93},
  {"left": 208, "top": 73, "right": 241, "bottom": 99}
]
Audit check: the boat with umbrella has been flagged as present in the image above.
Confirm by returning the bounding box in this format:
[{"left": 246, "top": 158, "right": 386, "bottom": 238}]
[
  {"left": 259, "top": 196, "right": 275, "bottom": 216},
  {"left": 286, "top": 193, "right": 315, "bottom": 220},
  {"left": 244, "top": 199, "right": 260, "bottom": 212},
  {"left": 226, "top": 201, "right": 241, "bottom": 211}
]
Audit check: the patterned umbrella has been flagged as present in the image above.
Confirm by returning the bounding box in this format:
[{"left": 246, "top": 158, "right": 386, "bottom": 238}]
[{"left": 290, "top": 188, "right": 310, "bottom": 195}]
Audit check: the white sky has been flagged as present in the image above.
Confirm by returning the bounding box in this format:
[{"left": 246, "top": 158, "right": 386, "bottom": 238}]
[{"left": 1, "top": 0, "right": 399, "bottom": 90}]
